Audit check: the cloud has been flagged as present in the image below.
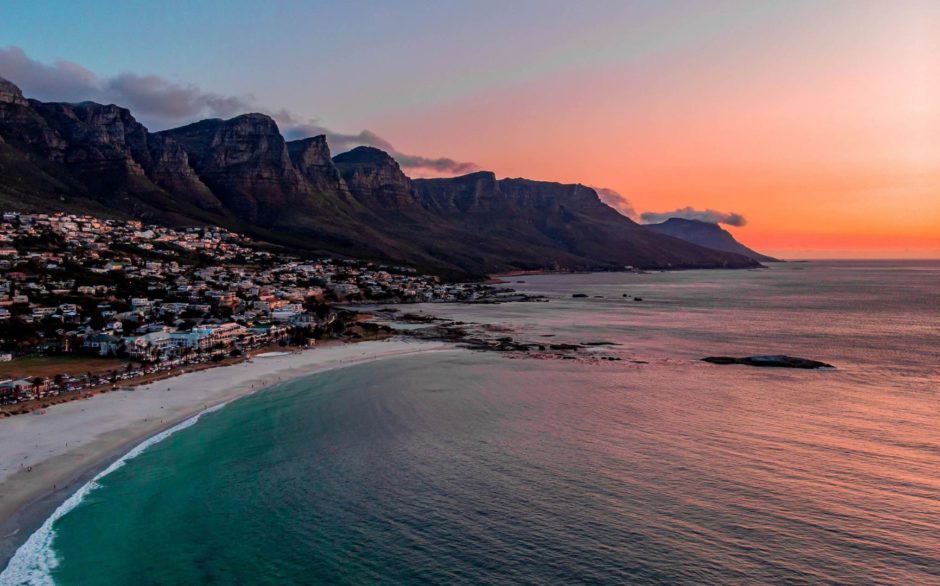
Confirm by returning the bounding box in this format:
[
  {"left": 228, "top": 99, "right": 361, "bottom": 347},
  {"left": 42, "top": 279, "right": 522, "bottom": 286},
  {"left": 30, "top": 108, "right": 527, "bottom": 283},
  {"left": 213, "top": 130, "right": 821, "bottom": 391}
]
[
  {"left": 275, "top": 113, "right": 478, "bottom": 176},
  {"left": 391, "top": 153, "right": 478, "bottom": 176},
  {"left": 0, "top": 46, "right": 477, "bottom": 176},
  {"left": 640, "top": 206, "right": 747, "bottom": 226},
  {"left": 591, "top": 186, "right": 637, "bottom": 219},
  {"left": 103, "top": 72, "right": 251, "bottom": 120},
  {"left": 0, "top": 46, "right": 252, "bottom": 128}
]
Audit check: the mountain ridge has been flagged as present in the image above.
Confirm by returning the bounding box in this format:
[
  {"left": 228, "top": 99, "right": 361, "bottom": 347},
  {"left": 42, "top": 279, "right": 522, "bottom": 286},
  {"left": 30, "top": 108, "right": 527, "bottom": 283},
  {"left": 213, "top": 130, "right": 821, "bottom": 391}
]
[
  {"left": 646, "top": 218, "right": 779, "bottom": 262},
  {"left": 0, "top": 76, "right": 760, "bottom": 276}
]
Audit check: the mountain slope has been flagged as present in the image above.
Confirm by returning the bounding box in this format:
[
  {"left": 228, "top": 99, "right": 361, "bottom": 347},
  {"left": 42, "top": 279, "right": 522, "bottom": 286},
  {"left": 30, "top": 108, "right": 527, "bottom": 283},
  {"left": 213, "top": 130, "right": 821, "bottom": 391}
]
[
  {"left": 412, "top": 172, "right": 754, "bottom": 272},
  {"left": 0, "top": 76, "right": 760, "bottom": 275},
  {"left": 646, "top": 218, "right": 779, "bottom": 262}
]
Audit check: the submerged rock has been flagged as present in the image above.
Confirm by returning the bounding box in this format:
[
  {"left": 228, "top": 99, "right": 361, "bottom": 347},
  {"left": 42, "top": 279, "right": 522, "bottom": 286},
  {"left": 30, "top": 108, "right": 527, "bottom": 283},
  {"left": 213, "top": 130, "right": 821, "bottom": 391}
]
[
  {"left": 702, "top": 355, "right": 834, "bottom": 369},
  {"left": 549, "top": 343, "right": 582, "bottom": 351}
]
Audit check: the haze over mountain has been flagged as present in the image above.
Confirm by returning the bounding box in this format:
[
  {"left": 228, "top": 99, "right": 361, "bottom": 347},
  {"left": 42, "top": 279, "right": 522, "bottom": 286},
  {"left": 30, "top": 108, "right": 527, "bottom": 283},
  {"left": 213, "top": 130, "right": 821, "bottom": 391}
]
[
  {"left": 0, "top": 76, "right": 758, "bottom": 276},
  {"left": 646, "top": 218, "right": 779, "bottom": 262}
]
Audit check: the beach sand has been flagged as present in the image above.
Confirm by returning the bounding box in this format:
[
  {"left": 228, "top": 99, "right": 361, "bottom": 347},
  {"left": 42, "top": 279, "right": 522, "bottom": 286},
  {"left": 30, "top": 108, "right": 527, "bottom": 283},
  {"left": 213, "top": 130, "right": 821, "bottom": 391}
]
[{"left": 0, "top": 338, "right": 450, "bottom": 570}]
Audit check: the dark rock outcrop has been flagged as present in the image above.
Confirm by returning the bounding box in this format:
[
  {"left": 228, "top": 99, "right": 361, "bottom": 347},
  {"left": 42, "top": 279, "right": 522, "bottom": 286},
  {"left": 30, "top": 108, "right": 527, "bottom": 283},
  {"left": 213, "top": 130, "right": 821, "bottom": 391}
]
[
  {"left": 702, "top": 355, "right": 834, "bottom": 369},
  {"left": 0, "top": 86, "right": 228, "bottom": 217},
  {"left": 146, "top": 134, "right": 222, "bottom": 211},
  {"left": 333, "top": 146, "right": 415, "bottom": 210},
  {"left": 31, "top": 101, "right": 150, "bottom": 177},
  {"left": 286, "top": 135, "right": 350, "bottom": 197},
  {"left": 0, "top": 78, "right": 27, "bottom": 106},
  {"left": 0, "top": 90, "right": 68, "bottom": 160},
  {"left": 157, "top": 114, "right": 308, "bottom": 225}
]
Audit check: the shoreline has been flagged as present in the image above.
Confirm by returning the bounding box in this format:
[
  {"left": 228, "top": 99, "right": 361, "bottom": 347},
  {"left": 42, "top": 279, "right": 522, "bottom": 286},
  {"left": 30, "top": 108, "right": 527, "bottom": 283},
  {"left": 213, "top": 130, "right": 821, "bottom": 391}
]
[{"left": 0, "top": 338, "right": 452, "bottom": 573}]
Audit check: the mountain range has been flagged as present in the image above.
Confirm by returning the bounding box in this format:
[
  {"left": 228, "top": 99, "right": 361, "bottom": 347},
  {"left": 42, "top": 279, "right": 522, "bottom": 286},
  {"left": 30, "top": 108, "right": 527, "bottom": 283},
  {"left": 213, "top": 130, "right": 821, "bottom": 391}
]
[{"left": 0, "top": 76, "right": 763, "bottom": 276}]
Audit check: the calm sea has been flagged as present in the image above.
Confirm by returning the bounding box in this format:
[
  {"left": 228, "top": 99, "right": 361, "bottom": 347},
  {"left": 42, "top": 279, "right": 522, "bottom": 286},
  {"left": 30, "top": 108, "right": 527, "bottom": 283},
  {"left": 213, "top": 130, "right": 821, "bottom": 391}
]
[{"left": 4, "top": 261, "right": 940, "bottom": 584}]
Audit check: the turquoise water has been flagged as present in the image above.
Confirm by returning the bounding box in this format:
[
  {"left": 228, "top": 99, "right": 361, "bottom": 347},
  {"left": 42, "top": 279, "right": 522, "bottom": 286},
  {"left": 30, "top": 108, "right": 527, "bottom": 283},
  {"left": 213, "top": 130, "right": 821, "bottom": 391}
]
[{"left": 6, "top": 261, "right": 940, "bottom": 584}]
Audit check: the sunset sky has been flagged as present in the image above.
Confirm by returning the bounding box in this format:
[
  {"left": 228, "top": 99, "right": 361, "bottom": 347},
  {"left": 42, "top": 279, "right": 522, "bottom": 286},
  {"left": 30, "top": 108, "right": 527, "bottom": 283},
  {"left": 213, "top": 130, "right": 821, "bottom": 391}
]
[{"left": 2, "top": 1, "right": 938, "bottom": 258}]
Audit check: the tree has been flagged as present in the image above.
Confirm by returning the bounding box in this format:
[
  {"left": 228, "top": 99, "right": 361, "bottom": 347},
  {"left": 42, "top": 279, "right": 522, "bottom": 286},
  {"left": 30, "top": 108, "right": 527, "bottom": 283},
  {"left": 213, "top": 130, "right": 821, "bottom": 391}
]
[
  {"left": 89, "top": 311, "right": 106, "bottom": 330},
  {"left": 0, "top": 319, "right": 39, "bottom": 352},
  {"left": 30, "top": 377, "right": 44, "bottom": 400}
]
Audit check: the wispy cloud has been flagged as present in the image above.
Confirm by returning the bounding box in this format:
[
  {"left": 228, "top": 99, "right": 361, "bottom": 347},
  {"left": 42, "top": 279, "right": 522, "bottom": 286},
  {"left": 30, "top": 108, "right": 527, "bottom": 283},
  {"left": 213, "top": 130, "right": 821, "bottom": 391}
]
[
  {"left": 640, "top": 206, "right": 747, "bottom": 226},
  {"left": 0, "top": 46, "right": 477, "bottom": 176},
  {"left": 590, "top": 186, "right": 637, "bottom": 220},
  {"left": 276, "top": 113, "right": 478, "bottom": 176}
]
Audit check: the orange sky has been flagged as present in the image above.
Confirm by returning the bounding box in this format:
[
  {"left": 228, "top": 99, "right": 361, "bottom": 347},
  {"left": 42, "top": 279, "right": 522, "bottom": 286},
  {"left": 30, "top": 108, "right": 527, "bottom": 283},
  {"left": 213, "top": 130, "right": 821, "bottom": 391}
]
[
  {"left": 4, "top": 2, "right": 938, "bottom": 258},
  {"left": 356, "top": 2, "right": 940, "bottom": 259}
]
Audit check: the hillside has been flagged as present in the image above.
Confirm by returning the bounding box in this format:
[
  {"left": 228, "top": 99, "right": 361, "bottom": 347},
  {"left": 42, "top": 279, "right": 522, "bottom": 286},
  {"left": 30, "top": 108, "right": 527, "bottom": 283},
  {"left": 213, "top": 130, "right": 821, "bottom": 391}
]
[
  {"left": 0, "top": 76, "right": 759, "bottom": 276},
  {"left": 646, "top": 218, "right": 779, "bottom": 262}
]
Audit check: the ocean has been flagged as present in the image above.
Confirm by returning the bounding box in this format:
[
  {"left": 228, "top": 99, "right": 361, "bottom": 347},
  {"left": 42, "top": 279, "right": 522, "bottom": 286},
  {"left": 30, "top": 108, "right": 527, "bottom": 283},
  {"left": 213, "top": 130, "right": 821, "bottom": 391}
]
[{"left": 3, "top": 261, "right": 939, "bottom": 584}]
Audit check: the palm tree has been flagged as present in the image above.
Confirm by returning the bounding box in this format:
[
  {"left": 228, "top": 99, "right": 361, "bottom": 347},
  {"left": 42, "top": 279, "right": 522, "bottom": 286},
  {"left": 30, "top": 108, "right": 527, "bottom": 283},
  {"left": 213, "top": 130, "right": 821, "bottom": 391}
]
[{"left": 30, "top": 376, "right": 44, "bottom": 400}]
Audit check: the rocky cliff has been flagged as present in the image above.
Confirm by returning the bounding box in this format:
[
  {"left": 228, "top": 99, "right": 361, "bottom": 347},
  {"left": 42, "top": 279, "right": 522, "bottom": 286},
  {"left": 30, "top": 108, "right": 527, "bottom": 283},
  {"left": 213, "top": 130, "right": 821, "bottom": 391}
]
[
  {"left": 0, "top": 75, "right": 760, "bottom": 275},
  {"left": 333, "top": 146, "right": 416, "bottom": 210},
  {"left": 157, "top": 114, "right": 309, "bottom": 225},
  {"left": 0, "top": 78, "right": 27, "bottom": 107},
  {"left": 286, "top": 135, "right": 350, "bottom": 198}
]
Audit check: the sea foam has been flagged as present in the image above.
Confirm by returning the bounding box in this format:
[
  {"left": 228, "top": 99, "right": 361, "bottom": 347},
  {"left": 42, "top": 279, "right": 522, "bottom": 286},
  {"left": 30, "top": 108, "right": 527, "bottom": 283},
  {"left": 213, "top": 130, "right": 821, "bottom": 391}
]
[{"left": 0, "top": 403, "right": 228, "bottom": 586}]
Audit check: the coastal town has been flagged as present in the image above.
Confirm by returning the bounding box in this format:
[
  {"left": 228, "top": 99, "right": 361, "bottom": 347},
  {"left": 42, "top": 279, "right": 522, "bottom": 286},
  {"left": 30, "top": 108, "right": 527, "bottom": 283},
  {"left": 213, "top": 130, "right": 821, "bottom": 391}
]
[{"left": 0, "top": 212, "right": 496, "bottom": 409}]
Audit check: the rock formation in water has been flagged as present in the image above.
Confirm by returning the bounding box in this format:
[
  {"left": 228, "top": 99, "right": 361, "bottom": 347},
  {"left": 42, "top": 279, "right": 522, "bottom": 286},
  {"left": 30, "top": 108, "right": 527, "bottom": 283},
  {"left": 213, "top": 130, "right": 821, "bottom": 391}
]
[{"left": 702, "top": 355, "right": 834, "bottom": 369}]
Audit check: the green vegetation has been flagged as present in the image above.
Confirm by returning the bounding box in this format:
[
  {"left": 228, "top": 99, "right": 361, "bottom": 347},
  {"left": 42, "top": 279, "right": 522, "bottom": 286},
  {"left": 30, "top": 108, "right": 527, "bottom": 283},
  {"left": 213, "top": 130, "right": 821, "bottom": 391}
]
[{"left": 0, "top": 355, "right": 128, "bottom": 379}]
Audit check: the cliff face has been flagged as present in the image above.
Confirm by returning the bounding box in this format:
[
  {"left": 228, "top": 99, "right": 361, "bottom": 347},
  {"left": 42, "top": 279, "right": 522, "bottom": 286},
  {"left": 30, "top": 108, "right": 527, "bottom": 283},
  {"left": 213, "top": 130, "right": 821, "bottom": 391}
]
[
  {"left": 415, "top": 171, "right": 502, "bottom": 216},
  {"left": 333, "top": 146, "right": 416, "bottom": 210},
  {"left": 0, "top": 75, "right": 760, "bottom": 275},
  {"left": 0, "top": 78, "right": 27, "bottom": 106},
  {"left": 646, "top": 218, "right": 779, "bottom": 262},
  {"left": 0, "top": 86, "right": 229, "bottom": 217},
  {"left": 286, "top": 135, "right": 350, "bottom": 197},
  {"left": 31, "top": 101, "right": 150, "bottom": 177},
  {"left": 157, "top": 114, "right": 308, "bottom": 225},
  {"left": 0, "top": 85, "right": 68, "bottom": 160},
  {"left": 146, "top": 134, "right": 222, "bottom": 211}
]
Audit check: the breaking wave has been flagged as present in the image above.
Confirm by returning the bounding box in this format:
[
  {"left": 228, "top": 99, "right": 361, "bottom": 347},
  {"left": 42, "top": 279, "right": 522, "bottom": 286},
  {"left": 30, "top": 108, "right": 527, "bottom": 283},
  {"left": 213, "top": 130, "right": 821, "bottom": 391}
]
[{"left": 0, "top": 403, "right": 228, "bottom": 586}]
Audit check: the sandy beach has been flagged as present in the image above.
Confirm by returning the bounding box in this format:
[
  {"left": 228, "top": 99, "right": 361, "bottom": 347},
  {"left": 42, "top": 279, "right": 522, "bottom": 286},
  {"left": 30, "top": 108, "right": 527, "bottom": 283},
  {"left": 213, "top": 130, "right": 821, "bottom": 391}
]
[{"left": 0, "top": 338, "right": 450, "bottom": 570}]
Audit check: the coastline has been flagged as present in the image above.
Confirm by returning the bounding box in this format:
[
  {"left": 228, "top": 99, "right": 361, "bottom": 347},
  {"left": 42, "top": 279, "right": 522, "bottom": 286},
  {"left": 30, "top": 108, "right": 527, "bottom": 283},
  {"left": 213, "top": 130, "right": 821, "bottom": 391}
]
[{"left": 0, "top": 338, "right": 451, "bottom": 572}]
